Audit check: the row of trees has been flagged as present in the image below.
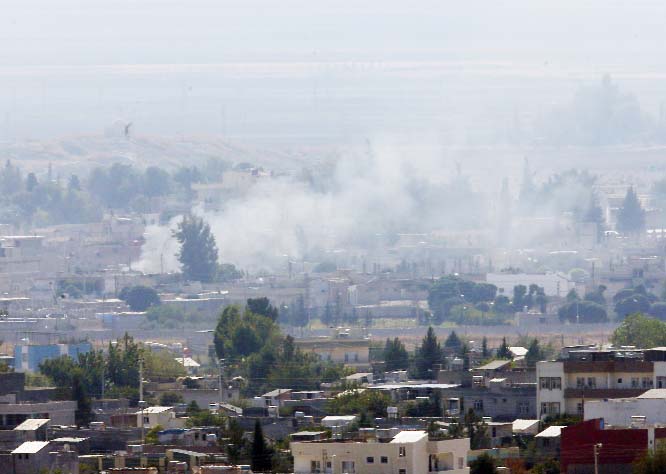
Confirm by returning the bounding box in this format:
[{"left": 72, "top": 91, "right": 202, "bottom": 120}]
[
  {"left": 213, "top": 298, "right": 346, "bottom": 395},
  {"left": 428, "top": 275, "right": 547, "bottom": 325},
  {"left": 382, "top": 328, "right": 547, "bottom": 379},
  {"left": 38, "top": 334, "right": 185, "bottom": 426}
]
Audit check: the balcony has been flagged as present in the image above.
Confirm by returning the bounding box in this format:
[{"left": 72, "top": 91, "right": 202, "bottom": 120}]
[{"left": 564, "top": 388, "right": 645, "bottom": 398}]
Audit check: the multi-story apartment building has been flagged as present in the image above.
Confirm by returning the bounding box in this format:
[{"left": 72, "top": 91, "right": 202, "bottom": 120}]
[
  {"left": 537, "top": 347, "right": 666, "bottom": 418},
  {"left": 291, "top": 430, "right": 470, "bottom": 474}
]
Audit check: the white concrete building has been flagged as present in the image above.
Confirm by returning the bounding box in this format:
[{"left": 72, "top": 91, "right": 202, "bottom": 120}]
[
  {"left": 584, "top": 389, "right": 666, "bottom": 426},
  {"left": 291, "top": 430, "right": 469, "bottom": 474},
  {"left": 537, "top": 348, "right": 666, "bottom": 419},
  {"left": 485, "top": 272, "right": 574, "bottom": 298}
]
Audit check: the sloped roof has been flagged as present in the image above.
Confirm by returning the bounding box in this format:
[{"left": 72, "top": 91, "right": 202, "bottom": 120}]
[
  {"left": 536, "top": 426, "right": 564, "bottom": 438},
  {"left": 12, "top": 441, "right": 49, "bottom": 454},
  {"left": 14, "top": 419, "right": 49, "bottom": 431}
]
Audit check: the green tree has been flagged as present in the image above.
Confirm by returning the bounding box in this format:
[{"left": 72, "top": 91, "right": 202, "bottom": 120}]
[
  {"left": 612, "top": 313, "right": 666, "bottom": 348},
  {"left": 532, "top": 459, "right": 560, "bottom": 474},
  {"left": 584, "top": 285, "right": 607, "bottom": 305},
  {"left": 119, "top": 285, "right": 161, "bottom": 311},
  {"left": 513, "top": 285, "right": 527, "bottom": 311},
  {"left": 633, "top": 445, "right": 666, "bottom": 474},
  {"left": 288, "top": 295, "right": 309, "bottom": 328},
  {"left": 615, "top": 294, "right": 651, "bottom": 319},
  {"left": 72, "top": 373, "right": 92, "bottom": 427},
  {"left": 470, "top": 453, "right": 497, "bottom": 474},
  {"left": 444, "top": 331, "right": 462, "bottom": 350},
  {"left": 247, "top": 297, "right": 279, "bottom": 322},
  {"left": 616, "top": 186, "right": 645, "bottom": 235},
  {"left": 145, "top": 424, "right": 164, "bottom": 444},
  {"left": 497, "top": 337, "right": 511, "bottom": 359},
  {"left": 525, "top": 338, "right": 544, "bottom": 367},
  {"left": 383, "top": 337, "right": 409, "bottom": 371},
  {"left": 251, "top": 420, "right": 272, "bottom": 472},
  {"left": 326, "top": 390, "right": 390, "bottom": 419},
  {"left": 481, "top": 337, "right": 489, "bottom": 359},
  {"left": 414, "top": 327, "right": 442, "bottom": 379},
  {"left": 174, "top": 215, "right": 219, "bottom": 282},
  {"left": 226, "top": 418, "right": 246, "bottom": 464},
  {"left": 465, "top": 408, "right": 490, "bottom": 450},
  {"left": 558, "top": 300, "right": 608, "bottom": 323}
]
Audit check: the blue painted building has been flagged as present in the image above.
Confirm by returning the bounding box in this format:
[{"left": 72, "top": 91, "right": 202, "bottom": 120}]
[{"left": 13, "top": 342, "right": 92, "bottom": 372}]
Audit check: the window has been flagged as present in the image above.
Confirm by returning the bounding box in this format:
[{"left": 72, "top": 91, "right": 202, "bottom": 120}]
[
  {"left": 577, "top": 402, "right": 584, "bottom": 415},
  {"left": 341, "top": 461, "right": 355, "bottom": 474},
  {"left": 366, "top": 457, "right": 374, "bottom": 464},
  {"left": 587, "top": 377, "right": 596, "bottom": 388},
  {"left": 517, "top": 401, "right": 530, "bottom": 415},
  {"left": 399, "top": 470, "right": 406, "bottom": 474},
  {"left": 576, "top": 377, "right": 585, "bottom": 388},
  {"left": 617, "top": 378, "right": 623, "bottom": 384},
  {"left": 542, "top": 438, "right": 550, "bottom": 448},
  {"left": 541, "top": 402, "right": 560, "bottom": 416},
  {"left": 492, "top": 427, "right": 497, "bottom": 437},
  {"left": 399, "top": 447, "right": 406, "bottom": 457},
  {"left": 381, "top": 457, "right": 388, "bottom": 464},
  {"left": 642, "top": 377, "right": 654, "bottom": 389},
  {"left": 473, "top": 399, "right": 484, "bottom": 411},
  {"left": 632, "top": 377, "right": 640, "bottom": 388},
  {"left": 311, "top": 461, "right": 321, "bottom": 473},
  {"left": 458, "top": 458, "right": 464, "bottom": 469},
  {"left": 540, "top": 377, "right": 562, "bottom": 390}
]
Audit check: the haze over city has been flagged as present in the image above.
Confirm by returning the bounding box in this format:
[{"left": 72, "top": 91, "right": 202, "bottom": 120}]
[{"left": 2, "top": 2, "right": 666, "bottom": 474}]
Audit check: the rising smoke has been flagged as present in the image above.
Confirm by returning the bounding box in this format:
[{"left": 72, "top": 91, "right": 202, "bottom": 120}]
[{"left": 136, "top": 136, "right": 489, "bottom": 274}]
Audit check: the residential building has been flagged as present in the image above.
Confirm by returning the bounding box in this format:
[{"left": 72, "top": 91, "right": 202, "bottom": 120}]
[
  {"left": 0, "top": 400, "right": 76, "bottom": 428},
  {"left": 534, "top": 426, "right": 563, "bottom": 459},
  {"left": 137, "top": 406, "right": 187, "bottom": 430},
  {"left": 437, "top": 363, "right": 537, "bottom": 421},
  {"left": 536, "top": 347, "right": 666, "bottom": 418},
  {"left": 13, "top": 418, "right": 49, "bottom": 442},
  {"left": 291, "top": 429, "right": 470, "bottom": 474},
  {"left": 9, "top": 440, "right": 78, "bottom": 474},
  {"left": 584, "top": 388, "right": 666, "bottom": 426},
  {"left": 295, "top": 332, "right": 371, "bottom": 370},
  {"left": 13, "top": 341, "right": 92, "bottom": 372},
  {"left": 485, "top": 272, "right": 574, "bottom": 298}
]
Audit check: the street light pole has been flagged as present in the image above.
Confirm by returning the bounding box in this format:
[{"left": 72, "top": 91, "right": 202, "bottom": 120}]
[{"left": 594, "top": 443, "right": 602, "bottom": 474}]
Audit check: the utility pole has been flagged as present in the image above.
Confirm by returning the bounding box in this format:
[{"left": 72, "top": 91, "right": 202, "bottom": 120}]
[
  {"left": 139, "top": 357, "right": 145, "bottom": 445},
  {"left": 594, "top": 442, "right": 602, "bottom": 474},
  {"left": 218, "top": 358, "right": 225, "bottom": 408}
]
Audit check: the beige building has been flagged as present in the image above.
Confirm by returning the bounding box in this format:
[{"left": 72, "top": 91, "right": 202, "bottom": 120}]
[
  {"left": 295, "top": 333, "right": 370, "bottom": 370},
  {"left": 291, "top": 430, "right": 469, "bottom": 474},
  {"left": 136, "top": 406, "right": 186, "bottom": 430}
]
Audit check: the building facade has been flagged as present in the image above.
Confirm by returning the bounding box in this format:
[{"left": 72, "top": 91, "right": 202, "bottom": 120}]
[{"left": 536, "top": 348, "right": 666, "bottom": 418}]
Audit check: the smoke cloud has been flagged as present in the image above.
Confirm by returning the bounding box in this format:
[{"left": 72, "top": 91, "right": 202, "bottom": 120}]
[{"left": 136, "top": 136, "right": 489, "bottom": 274}]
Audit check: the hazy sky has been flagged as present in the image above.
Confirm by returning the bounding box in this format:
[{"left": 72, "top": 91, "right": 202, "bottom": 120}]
[
  {"left": 2, "top": 1, "right": 666, "bottom": 66},
  {"left": 2, "top": 1, "right": 666, "bottom": 141}
]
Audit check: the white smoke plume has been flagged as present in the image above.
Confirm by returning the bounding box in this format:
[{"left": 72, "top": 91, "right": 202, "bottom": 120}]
[{"left": 136, "top": 136, "right": 490, "bottom": 274}]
